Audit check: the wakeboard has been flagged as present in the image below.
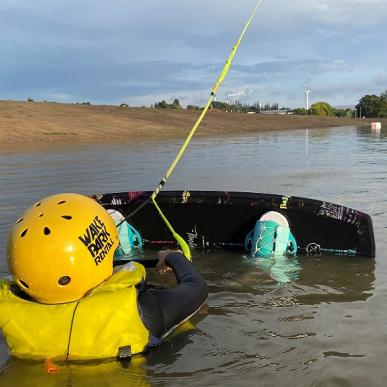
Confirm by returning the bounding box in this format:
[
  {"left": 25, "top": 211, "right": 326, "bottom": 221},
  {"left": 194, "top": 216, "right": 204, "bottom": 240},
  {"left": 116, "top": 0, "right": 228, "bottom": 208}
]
[{"left": 93, "top": 191, "right": 375, "bottom": 258}]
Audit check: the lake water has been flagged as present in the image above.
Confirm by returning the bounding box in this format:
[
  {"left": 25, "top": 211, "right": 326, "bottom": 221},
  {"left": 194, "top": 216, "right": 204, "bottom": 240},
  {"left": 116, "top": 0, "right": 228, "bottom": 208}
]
[{"left": 1, "top": 126, "right": 387, "bottom": 386}]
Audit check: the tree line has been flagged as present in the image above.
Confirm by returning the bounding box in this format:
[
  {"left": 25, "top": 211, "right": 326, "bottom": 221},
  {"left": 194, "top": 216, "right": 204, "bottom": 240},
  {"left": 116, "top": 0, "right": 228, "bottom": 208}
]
[
  {"left": 294, "top": 91, "right": 387, "bottom": 118},
  {"left": 152, "top": 99, "right": 182, "bottom": 109},
  {"left": 153, "top": 99, "right": 288, "bottom": 113},
  {"left": 151, "top": 90, "right": 387, "bottom": 118},
  {"left": 293, "top": 103, "right": 354, "bottom": 118},
  {"left": 355, "top": 91, "right": 387, "bottom": 118}
]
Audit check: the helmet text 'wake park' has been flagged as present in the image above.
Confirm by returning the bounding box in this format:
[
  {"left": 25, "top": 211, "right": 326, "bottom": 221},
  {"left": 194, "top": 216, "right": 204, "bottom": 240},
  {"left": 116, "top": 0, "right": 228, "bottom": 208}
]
[{"left": 7, "top": 193, "right": 119, "bottom": 304}]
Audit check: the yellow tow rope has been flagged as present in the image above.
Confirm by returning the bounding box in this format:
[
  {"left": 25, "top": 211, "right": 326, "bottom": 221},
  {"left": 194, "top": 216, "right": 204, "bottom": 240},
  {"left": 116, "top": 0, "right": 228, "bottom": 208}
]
[{"left": 133, "top": 1, "right": 263, "bottom": 259}]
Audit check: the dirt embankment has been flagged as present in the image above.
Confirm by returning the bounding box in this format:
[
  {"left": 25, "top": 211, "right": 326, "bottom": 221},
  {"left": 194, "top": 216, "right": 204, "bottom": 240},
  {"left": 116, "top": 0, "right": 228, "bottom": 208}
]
[{"left": 0, "top": 100, "right": 383, "bottom": 143}]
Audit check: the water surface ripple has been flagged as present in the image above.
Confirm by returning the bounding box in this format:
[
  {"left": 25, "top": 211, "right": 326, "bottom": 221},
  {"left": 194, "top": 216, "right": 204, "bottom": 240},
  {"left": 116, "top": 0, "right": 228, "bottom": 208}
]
[{"left": 1, "top": 126, "right": 387, "bottom": 386}]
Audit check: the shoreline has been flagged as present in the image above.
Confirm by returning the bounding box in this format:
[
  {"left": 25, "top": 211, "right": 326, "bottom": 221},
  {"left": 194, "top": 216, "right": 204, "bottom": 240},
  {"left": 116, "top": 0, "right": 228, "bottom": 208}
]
[{"left": 0, "top": 100, "right": 384, "bottom": 144}]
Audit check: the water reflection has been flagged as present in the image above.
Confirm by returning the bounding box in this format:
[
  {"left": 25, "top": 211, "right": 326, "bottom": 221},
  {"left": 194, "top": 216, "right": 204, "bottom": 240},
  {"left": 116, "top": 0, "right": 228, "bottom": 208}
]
[
  {"left": 356, "top": 126, "right": 387, "bottom": 139},
  {"left": 304, "top": 129, "right": 309, "bottom": 155},
  {"left": 246, "top": 255, "right": 301, "bottom": 284},
  {"left": 202, "top": 251, "right": 375, "bottom": 304}
]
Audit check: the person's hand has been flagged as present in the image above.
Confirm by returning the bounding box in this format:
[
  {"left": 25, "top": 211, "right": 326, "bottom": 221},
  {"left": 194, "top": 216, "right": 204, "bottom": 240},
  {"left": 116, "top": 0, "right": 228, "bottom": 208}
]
[{"left": 156, "top": 249, "right": 181, "bottom": 273}]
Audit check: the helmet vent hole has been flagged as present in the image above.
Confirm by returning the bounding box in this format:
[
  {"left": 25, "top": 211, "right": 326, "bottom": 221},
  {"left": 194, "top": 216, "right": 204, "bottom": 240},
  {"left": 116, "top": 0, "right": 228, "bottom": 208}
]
[
  {"left": 16, "top": 218, "right": 24, "bottom": 224},
  {"left": 62, "top": 215, "right": 72, "bottom": 220},
  {"left": 39, "top": 213, "right": 44, "bottom": 217},
  {"left": 57, "top": 200, "right": 66, "bottom": 205},
  {"left": 20, "top": 229, "right": 28, "bottom": 237},
  {"left": 58, "top": 276, "right": 71, "bottom": 286},
  {"left": 19, "top": 279, "right": 29, "bottom": 289},
  {"left": 35, "top": 202, "right": 42, "bottom": 207},
  {"left": 44, "top": 227, "right": 51, "bottom": 235}
]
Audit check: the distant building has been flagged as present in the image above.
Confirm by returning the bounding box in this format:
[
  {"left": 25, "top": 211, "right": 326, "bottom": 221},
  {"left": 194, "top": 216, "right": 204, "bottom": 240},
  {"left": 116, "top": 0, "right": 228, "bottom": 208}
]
[{"left": 260, "top": 109, "right": 293, "bottom": 115}]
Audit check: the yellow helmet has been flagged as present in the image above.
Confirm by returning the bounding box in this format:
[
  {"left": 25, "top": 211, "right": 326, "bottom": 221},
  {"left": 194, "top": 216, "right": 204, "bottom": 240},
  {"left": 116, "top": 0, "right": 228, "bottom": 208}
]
[{"left": 7, "top": 193, "right": 119, "bottom": 304}]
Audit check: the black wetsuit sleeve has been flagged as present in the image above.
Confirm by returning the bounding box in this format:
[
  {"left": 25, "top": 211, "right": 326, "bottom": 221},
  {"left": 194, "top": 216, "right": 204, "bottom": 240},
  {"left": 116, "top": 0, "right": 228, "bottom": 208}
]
[{"left": 138, "top": 252, "right": 207, "bottom": 339}]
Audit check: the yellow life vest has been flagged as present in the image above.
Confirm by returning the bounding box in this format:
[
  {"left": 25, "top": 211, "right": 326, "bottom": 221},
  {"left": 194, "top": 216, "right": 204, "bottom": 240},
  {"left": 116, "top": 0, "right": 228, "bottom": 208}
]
[{"left": 0, "top": 262, "right": 150, "bottom": 361}]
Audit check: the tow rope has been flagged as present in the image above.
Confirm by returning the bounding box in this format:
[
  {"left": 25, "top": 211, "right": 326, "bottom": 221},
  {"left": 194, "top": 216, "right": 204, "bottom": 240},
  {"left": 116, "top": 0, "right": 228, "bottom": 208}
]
[{"left": 122, "top": 0, "right": 263, "bottom": 259}]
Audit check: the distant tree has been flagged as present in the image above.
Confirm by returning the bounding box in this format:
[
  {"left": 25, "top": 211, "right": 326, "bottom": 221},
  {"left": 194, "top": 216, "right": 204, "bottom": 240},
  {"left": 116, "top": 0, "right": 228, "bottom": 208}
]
[
  {"left": 377, "top": 91, "right": 387, "bottom": 117},
  {"left": 378, "top": 108, "right": 387, "bottom": 117},
  {"left": 254, "top": 101, "right": 261, "bottom": 113},
  {"left": 212, "top": 101, "right": 229, "bottom": 111},
  {"left": 263, "top": 103, "right": 271, "bottom": 111},
  {"left": 293, "top": 108, "right": 309, "bottom": 115},
  {"left": 233, "top": 100, "right": 245, "bottom": 111},
  {"left": 333, "top": 108, "right": 353, "bottom": 118},
  {"left": 187, "top": 105, "right": 200, "bottom": 111},
  {"left": 356, "top": 94, "right": 386, "bottom": 118},
  {"left": 154, "top": 99, "right": 182, "bottom": 109},
  {"left": 190, "top": 99, "right": 260, "bottom": 113},
  {"left": 171, "top": 98, "right": 182, "bottom": 109},
  {"left": 311, "top": 102, "right": 334, "bottom": 116},
  {"left": 155, "top": 100, "right": 169, "bottom": 109}
]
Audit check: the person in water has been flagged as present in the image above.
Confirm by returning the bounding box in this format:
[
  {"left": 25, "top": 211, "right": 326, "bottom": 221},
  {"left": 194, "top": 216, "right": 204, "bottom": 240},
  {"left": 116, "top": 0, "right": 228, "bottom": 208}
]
[{"left": 0, "top": 193, "right": 207, "bottom": 361}]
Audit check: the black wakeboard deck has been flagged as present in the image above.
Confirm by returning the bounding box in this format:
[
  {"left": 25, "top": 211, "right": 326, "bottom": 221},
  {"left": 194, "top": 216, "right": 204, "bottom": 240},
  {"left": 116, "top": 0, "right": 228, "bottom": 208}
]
[{"left": 93, "top": 191, "right": 375, "bottom": 258}]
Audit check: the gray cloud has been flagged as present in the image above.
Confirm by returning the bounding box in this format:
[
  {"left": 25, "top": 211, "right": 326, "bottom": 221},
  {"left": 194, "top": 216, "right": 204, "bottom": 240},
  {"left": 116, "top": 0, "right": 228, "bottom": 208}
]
[{"left": 1, "top": 0, "right": 387, "bottom": 107}]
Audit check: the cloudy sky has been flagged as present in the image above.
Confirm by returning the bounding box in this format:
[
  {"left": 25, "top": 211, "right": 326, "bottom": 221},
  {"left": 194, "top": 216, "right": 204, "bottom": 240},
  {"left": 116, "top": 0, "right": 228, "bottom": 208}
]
[{"left": 1, "top": 0, "right": 387, "bottom": 108}]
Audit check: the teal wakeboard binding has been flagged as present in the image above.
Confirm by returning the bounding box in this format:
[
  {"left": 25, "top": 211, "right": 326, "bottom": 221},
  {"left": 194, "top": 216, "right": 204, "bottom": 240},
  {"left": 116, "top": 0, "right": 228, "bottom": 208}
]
[
  {"left": 107, "top": 209, "right": 143, "bottom": 257},
  {"left": 245, "top": 211, "right": 297, "bottom": 258}
]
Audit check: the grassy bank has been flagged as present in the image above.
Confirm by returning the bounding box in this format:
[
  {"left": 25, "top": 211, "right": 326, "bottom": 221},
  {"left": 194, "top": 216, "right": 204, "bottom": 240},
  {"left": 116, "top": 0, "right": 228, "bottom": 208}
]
[{"left": 0, "top": 100, "right": 383, "bottom": 143}]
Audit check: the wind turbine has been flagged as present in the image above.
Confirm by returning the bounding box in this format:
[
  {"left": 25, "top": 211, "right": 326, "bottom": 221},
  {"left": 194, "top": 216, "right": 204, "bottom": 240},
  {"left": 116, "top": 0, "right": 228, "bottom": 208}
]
[{"left": 305, "top": 89, "right": 311, "bottom": 110}]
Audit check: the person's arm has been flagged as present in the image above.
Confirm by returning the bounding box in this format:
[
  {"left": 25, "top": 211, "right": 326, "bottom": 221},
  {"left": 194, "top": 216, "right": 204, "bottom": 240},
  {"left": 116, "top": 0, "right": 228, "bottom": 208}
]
[
  {"left": 157, "top": 250, "right": 207, "bottom": 288},
  {"left": 138, "top": 251, "right": 207, "bottom": 338}
]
